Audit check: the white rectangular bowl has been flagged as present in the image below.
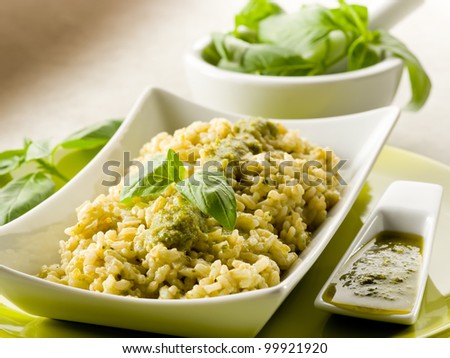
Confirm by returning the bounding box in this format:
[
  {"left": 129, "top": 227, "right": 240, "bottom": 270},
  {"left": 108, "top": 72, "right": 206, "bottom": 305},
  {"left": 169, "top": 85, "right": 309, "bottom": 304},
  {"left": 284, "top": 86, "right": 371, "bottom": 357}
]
[{"left": 0, "top": 88, "right": 400, "bottom": 337}]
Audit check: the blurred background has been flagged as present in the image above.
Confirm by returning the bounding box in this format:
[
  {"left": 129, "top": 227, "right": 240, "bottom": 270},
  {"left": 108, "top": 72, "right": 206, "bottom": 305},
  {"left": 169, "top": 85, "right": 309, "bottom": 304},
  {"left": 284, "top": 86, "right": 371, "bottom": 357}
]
[{"left": 0, "top": 0, "right": 448, "bottom": 164}]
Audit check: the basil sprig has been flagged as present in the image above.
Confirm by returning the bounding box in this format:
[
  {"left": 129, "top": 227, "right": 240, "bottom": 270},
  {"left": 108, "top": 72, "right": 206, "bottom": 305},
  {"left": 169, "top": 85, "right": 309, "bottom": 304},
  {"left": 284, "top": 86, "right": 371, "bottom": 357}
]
[
  {"left": 120, "top": 150, "right": 184, "bottom": 202},
  {"left": 203, "top": 0, "right": 431, "bottom": 110},
  {"left": 176, "top": 171, "right": 237, "bottom": 231},
  {"left": 120, "top": 149, "right": 237, "bottom": 231},
  {"left": 58, "top": 119, "right": 122, "bottom": 150},
  {"left": 0, "top": 119, "right": 122, "bottom": 226},
  {"left": 0, "top": 150, "right": 24, "bottom": 176},
  {"left": 0, "top": 173, "right": 54, "bottom": 225}
]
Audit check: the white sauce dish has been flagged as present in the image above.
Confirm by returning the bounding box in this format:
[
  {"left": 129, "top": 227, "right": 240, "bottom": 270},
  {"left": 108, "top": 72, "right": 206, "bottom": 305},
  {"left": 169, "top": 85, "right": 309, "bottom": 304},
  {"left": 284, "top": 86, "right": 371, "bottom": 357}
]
[{"left": 315, "top": 180, "right": 443, "bottom": 325}]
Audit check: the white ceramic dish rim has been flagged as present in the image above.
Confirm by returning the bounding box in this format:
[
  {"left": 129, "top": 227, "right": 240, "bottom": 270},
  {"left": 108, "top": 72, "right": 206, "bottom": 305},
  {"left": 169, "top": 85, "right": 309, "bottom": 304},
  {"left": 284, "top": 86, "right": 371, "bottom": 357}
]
[
  {"left": 0, "top": 88, "right": 400, "bottom": 308},
  {"left": 314, "top": 180, "right": 443, "bottom": 324},
  {"left": 186, "top": 35, "right": 404, "bottom": 84}
]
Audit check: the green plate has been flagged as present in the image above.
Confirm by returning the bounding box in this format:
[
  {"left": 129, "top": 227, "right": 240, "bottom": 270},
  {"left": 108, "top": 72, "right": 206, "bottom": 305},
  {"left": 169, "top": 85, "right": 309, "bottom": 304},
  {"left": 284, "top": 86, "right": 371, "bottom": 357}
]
[{"left": 1, "top": 146, "right": 449, "bottom": 338}]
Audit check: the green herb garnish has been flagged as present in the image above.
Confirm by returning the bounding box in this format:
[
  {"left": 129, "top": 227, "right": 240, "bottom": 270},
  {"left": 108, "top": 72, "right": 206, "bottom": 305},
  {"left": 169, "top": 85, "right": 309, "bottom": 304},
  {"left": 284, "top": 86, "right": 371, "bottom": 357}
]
[
  {"left": 120, "top": 151, "right": 176, "bottom": 203},
  {"left": 203, "top": 0, "right": 431, "bottom": 110},
  {"left": 58, "top": 119, "right": 123, "bottom": 150},
  {"left": 0, "top": 119, "right": 122, "bottom": 226},
  {"left": 234, "top": 0, "right": 283, "bottom": 31},
  {"left": 120, "top": 149, "right": 237, "bottom": 231},
  {"left": 176, "top": 171, "right": 237, "bottom": 231},
  {"left": 0, "top": 150, "right": 25, "bottom": 176},
  {"left": 0, "top": 173, "right": 55, "bottom": 226}
]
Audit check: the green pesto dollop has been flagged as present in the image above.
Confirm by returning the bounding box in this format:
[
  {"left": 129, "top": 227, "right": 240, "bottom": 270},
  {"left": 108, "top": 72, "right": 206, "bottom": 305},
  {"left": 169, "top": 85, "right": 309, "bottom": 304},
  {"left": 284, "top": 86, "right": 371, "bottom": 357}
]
[
  {"left": 235, "top": 117, "right": 279, "bottom": 140},
  {"left": 214, "top": 136, "right": 258, "bottom": 162},
  {"left": 149, "top": 194, "right": 207, "bottom": 250},
  {"left": 213, "top": 118, "right": 279, "bottom": 162}
]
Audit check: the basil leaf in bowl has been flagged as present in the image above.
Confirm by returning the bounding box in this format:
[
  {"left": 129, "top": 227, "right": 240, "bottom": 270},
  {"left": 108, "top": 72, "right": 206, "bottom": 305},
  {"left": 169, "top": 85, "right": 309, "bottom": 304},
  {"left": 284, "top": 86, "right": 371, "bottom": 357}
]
[{"left": 201, "top": 0, "right": 431, "bottom": 110}]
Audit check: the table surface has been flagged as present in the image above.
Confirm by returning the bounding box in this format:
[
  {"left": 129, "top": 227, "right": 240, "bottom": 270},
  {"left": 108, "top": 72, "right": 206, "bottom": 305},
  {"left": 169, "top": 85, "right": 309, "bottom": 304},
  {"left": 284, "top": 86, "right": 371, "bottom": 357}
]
[{"left": 0, "top": 0, "right": 449, "bottom": 166}]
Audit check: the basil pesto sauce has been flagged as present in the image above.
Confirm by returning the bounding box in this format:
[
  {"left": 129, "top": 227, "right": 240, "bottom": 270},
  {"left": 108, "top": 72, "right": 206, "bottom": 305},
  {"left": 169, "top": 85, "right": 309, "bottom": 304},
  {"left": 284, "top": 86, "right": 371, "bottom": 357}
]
[{"left": 324, "top": 231, "right": 423, "bottom": 315}]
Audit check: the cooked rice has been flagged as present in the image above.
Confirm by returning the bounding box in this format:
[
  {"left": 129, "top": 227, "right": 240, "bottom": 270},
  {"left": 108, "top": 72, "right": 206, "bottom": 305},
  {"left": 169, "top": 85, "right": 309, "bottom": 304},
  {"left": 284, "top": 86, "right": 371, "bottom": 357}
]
[{"left": 39, "top": 118, "right": 341, "bottom": 299}]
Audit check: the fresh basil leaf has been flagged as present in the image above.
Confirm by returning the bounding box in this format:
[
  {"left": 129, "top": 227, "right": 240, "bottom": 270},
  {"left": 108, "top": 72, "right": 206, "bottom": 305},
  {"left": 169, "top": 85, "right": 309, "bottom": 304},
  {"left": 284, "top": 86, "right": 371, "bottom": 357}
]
[
  {"left": 234, "top": 27, "right": 259, "bottom": 44},
  {"left": 212, "top": 33, "right": 251, "bottom": 73},
  {"left": 347, "top": 35, "right": 382, "bottom": 71},
  {"left": 176, "top": 171, "right": 237, "bottom": 231},
  {"left": 213, "top": 34, "right": 315, "bottom": 76},
  {"left": 211, "top": 33, "right": 229, "bottom": 62},
  {"left": 0, "top": 172, "right": 55, "bottom": 225},
  {"left": 243, "top": 44, "right": 316, "bottom": 76},
  {"left": 120, "top": 149, "right": 185, "bottom": 202},
  {"left": 25, "top": 139, "right": 52, "bottom": 162},
  {"left": 333, "top": 1, "right": 369, "bottom": 35},
  {"left": 120, "top": 154, "right": 168, "bottom": 202},
  {"left": 0, "top": 149, "right": 25, "bottom": 175},
  {"left": 205, "top": 33, "right": 241, "bottom": 66},
  {"left": 203, "top": 30, "right": 259, "bottom": 67},
  {"left": 167, "top": 148, "right": 185, "bottom": 183},
  {"left": 59, "top": 119, "right": 122, "bottom": 150},
  {"left": 202, "top": 40, "right": 222, "bottom": 66},
  {"left": 234, "top": 0, "right": 283, "bottom": 31},
  {"left": 217, "top": 33, "right": 250, "bottom": 64},
  {"left": 23, "top": 137, "right": 32, "bottom": 149},
  {"left": 377, "top": 31, "right": 431, "bottom": 111},
  {"left": 348, "top": 4, "right": 369, "bottom": 27},
  {"left": 217, "top": 59, "right": 248, "bottom": 73},
  {"left": 0, "top": 173, "right": 12, "bottom": 188},
  {"left": 258, "top": 5, "right": 348, "bottom": 68}
]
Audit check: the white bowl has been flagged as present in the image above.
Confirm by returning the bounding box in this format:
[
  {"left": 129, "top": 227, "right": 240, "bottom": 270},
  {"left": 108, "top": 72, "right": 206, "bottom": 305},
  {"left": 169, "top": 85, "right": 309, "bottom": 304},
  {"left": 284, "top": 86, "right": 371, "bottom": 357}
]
[
  {"left": 315, "top": 181, "right": 443, "bottom": 325},
  {"left": 185, "top": 36, "right": 404, "bottom": 119},
  {"left": 0, "top": 88, "right": 400, "bottom": 337}
]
